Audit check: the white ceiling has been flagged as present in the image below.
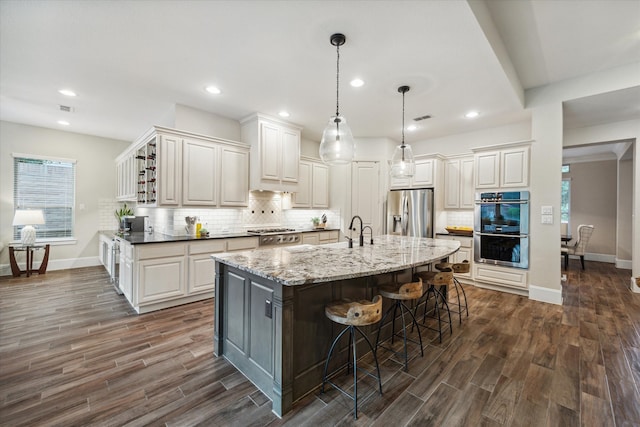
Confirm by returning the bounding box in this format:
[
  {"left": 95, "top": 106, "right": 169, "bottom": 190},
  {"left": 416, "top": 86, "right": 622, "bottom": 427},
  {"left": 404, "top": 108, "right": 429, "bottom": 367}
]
[{"left": 1, "top": 0, "right": 639, "bottom": 147}]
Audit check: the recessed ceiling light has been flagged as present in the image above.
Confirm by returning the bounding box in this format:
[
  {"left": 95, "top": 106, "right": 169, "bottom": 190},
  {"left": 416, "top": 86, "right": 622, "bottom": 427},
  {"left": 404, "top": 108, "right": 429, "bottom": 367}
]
[
  {"left": 407, "top": 124, "right": 417, "bottom": 132},
  {"left": 465, "top": 111, "right": 479, "bottom": 119},
  {"left": 57, "top": 120, "right": 70, "bottom": 126},
  {"left": 205, "top": 86, "right": 221, "bottom": 95},
  {"left": 350, "top": 78, "right": 364, "bottom": 88},
  {"left": 278, "top": 111, "right": 290, "bottom": 118},
  {"left": 58, "top": 89, "right": 77, "bottom": 97}
]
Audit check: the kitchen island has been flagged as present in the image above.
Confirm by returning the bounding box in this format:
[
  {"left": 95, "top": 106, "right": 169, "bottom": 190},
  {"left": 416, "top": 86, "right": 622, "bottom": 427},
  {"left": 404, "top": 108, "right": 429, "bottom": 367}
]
[{"left": 212, "top": 235, "right": 460, "bottom": 416}]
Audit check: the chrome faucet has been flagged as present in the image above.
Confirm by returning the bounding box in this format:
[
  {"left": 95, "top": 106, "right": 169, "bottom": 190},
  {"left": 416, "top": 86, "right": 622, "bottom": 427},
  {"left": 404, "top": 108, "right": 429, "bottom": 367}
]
[{"left": 348, "top": 215, "right": 364, "bottom": 247}]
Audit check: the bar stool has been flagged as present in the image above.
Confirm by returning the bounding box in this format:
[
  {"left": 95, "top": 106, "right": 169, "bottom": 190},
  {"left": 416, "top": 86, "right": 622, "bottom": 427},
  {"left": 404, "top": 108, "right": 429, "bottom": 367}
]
[
  {"left": 375, "top": 278, "right": 424, "bottom": 371},
  {"left": 434, "top": 260, "right": 470, "bottom": 323},
  {"left": 413, "top": 269, "right": 454, "bottom": 342},
  {"left": 321, "top": 295, "right": 383, "bottom": 419}
]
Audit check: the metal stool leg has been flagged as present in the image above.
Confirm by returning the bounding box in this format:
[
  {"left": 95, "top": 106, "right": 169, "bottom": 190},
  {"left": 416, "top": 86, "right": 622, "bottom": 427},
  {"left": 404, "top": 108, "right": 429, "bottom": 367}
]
[{"left": 321, "top": 325, "right": 351, "bottom": 393}]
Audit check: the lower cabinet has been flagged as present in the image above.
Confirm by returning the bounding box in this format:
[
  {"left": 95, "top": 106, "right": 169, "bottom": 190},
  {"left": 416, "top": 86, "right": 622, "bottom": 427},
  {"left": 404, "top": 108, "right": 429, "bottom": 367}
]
[
  {"left": 473, "top": 263, "right": 528, "bottom": 294},
  {"left": 122, "top": 237, "right": 258, "bottom": 314},
  {"left": 301, "top": 230, "right": 339, "bottom": 246},
  {"left": 436, "top": 234, "right": 473, "bottom": 282}
]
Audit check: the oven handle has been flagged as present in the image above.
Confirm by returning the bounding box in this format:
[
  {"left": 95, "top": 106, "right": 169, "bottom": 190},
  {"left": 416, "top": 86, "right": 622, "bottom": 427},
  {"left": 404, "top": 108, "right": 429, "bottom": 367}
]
[
  {"left": 476, "top": 232, "right": 529, "bottom": 238},
  {"left": 474, "top": 200, "right": 529, "bottom": 205}
]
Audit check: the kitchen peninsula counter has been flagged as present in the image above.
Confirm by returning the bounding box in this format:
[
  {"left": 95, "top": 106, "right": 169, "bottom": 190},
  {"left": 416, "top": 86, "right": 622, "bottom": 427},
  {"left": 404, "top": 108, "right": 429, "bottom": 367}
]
[{"left": 212, "top": 235, "right": 460, "bottom": 417}]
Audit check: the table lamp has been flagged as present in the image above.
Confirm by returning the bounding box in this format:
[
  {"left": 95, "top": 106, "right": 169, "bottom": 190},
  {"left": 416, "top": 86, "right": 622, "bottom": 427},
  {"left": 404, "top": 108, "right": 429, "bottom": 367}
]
[{"left": 12, "top": 209, "right": 45, "bottom": 245}]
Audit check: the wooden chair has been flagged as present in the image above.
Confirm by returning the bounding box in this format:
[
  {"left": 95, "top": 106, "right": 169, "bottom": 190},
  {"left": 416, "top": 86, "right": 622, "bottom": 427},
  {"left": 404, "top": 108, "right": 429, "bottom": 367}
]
[
  {"left": 413, "top": 269, "right": 454, "bottom": 342},
  {"left": 375, "top": 279, "right": 424, "bottom": 371},
  {"left": 561, "top": 224, "right": 595, "bottom": 270},
  {"left": 434, "top": 260, "right": 470, "bottom": 323},
  {"left": 322, "top": 295, "right": 383, "bottom": 419}
]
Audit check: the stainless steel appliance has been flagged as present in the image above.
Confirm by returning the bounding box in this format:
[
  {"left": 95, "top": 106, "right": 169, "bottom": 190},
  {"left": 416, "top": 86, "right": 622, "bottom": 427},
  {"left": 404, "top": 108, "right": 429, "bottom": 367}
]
[
  {"left": 474, "top": 191, "right": 529, "bottom": 269},
  {"left": 385, "top": 188, "right": 434, "bottom": 238},
  {"left": 247, "top": 228, "right": 301, "bottom": 246},
  {"left": 121, "top": 216, "right": 146, "bottom": 233}
]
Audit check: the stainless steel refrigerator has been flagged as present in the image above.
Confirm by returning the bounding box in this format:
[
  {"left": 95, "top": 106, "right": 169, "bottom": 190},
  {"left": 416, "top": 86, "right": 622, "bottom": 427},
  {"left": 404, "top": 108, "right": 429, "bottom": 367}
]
[{"left": 385, "top": 188, "right": 434, "bottom": 238}]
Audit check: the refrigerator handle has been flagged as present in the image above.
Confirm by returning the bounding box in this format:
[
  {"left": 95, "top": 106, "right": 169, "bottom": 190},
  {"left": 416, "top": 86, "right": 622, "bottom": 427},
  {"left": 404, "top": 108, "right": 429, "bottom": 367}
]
[{"left": 402, "top": 194, "right": 409, "bottom": 235}]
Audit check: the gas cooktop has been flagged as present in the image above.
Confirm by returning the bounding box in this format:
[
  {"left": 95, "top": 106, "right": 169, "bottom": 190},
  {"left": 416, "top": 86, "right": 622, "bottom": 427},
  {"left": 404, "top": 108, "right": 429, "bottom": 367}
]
[{"left": 246, "top": 228, "right": 297, "bottom": 235}]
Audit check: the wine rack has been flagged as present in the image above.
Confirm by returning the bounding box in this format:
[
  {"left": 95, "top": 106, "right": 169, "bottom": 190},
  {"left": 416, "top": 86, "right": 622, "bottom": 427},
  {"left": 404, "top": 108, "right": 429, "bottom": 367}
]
[{"left": 136, "top": 137, "right": 157, "bottom": 205}]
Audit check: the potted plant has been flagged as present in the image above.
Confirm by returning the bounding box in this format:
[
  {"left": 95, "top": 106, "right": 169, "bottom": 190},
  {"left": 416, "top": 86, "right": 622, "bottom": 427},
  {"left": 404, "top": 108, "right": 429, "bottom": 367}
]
[
  {"left": 311, "top": 217, "right": 321, "bottom": 228},
  {"left": 115, "top": 203, "right": 134, "bottom": 230}
]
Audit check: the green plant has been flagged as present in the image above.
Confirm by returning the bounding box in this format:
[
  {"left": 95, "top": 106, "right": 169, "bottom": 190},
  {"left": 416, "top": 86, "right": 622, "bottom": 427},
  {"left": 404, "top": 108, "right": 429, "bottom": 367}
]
[
  {"left": 311, "top": 217, "right": 320, "bottom": 225},
  {"left": 115, "top": 203, "right": 134, "bottom": 221}
]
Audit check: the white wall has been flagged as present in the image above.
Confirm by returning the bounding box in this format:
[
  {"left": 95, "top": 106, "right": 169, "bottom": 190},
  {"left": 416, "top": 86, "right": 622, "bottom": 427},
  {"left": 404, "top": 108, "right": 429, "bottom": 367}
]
[
  {"left": 0, "top": 121, "right": 129, "bottom": 274},
  {"left": 174, "top": 104, "right": 241, "bottom": 141}
]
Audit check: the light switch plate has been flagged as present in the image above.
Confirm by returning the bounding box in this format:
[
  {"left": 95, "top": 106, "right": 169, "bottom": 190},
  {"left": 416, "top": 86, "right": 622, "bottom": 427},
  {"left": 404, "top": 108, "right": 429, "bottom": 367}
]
[
  {"left": 541, "top": 206, "right": 553, "bottom": 215},
  {"left": 541, "top": 215, "right": 553, "bottom": 224}
]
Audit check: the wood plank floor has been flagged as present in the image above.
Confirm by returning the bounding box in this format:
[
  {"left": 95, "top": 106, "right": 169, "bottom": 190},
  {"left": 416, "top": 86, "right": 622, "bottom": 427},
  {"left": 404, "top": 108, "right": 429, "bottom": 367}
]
[{"left": 0, "top": 260, "right": 638, "bottom": 426}]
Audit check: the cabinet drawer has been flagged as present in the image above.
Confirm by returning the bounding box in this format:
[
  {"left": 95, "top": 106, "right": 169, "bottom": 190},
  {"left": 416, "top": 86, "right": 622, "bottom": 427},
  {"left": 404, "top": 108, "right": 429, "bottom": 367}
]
[
  {"left": 137, "top": 242, "right": 186, "bottom": 260},
  {"left": 227, "top": 237, "right": 259, "bottom": 251},
  {"left": 474, "top": 264, "right": 527, "bottom": 289},
  {"left": 318, "top": 230, "right": 339, "bottom": 243},
  {"left": 437, "top": 235, "right": 472, "bottom": 248},
  {"left": 189, "top": 240, "right": 226, "bottom": 255}
]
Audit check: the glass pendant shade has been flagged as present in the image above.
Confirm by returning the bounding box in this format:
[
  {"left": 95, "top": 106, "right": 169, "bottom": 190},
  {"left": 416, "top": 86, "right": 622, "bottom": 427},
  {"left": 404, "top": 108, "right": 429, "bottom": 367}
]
[
  {"left": 390, "top": 144, "right": 415, "bottom": 178},
  {"left": 319, "top": 115, "right": 355, "bottom": 165}
]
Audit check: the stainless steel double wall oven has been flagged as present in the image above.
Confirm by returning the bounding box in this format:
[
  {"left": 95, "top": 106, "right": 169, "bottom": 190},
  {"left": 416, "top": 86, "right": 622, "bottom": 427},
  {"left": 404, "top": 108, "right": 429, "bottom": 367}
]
[{"left": 474, "top": 191, "right": 529, "bottom": 269}]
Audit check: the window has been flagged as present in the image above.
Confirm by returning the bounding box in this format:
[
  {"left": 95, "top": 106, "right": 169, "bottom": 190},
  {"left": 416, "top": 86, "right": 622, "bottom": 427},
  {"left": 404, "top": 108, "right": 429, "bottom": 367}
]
[
  {"left": 13, "top": 154, "right": 76, "bottom": 241},
  {"left": 561, "top": 179, "right": 571, "bottom": 224},
  {"left": 561, "top": 164, "right": 570, "bottom": 173}
]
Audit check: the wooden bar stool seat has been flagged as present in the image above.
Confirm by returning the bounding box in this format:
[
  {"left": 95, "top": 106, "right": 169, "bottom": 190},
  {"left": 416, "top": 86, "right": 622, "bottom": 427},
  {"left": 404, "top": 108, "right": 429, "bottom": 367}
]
[
  {"left": 321, "top": 295, "right": 383, "bottom": 419},
  {"left": 375, "top": 279, "right": 424, "bottom": 371},
  {"left": 435, "top": 260, "right": 470, "bottom": 323},
  {"left": 413, "top": 269, "right": 454, "bottom": 342}
]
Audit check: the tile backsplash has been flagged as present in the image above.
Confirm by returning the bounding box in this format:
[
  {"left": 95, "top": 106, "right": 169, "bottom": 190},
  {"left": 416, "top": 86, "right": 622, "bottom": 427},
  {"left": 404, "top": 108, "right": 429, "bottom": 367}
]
[
  {"left": 446, "top": 210, "right": 474, "bottom": 227},
  {"left": 112, "top": 191, "right": 340, "bottom": 236}
]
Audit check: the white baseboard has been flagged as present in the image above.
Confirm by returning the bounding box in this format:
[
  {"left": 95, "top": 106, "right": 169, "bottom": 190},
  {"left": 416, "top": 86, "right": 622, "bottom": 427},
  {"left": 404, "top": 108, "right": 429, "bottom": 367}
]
[
  {"left": 0, "top": 256, "right": 102, "bottom": 277},
  {"left": 529, "top": 283, "right": 563, "bottom": 305},
  {"left": 615, "top": 258, "right": 632, "bottom": 270},
  {"left": 583, "top": 252, "right": 616, "bottom": 264},
  {"left": 631, "top": 277, "right": 640, "bottom": 293}
]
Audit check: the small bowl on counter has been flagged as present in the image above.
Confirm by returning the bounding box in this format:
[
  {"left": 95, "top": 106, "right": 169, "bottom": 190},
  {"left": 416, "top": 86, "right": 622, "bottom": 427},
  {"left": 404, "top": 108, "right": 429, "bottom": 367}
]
[{"left": 445, "top": 226, "right": 473, "bottom": 236}]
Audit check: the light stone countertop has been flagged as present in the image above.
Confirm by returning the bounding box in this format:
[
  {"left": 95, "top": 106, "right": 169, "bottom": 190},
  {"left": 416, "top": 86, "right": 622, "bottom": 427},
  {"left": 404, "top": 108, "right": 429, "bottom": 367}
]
[{"left": 212, "top": 234, "right": 461, "bottom": 286}]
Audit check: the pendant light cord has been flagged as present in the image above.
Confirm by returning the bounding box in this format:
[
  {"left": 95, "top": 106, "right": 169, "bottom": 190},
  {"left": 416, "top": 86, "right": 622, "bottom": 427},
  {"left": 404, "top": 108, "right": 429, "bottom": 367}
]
[
  {"left": 335, "top": 43, "right": 340, "bottom": 118},
  {"left": 401, "top": 90, "right": 405, "bottom": 148}
]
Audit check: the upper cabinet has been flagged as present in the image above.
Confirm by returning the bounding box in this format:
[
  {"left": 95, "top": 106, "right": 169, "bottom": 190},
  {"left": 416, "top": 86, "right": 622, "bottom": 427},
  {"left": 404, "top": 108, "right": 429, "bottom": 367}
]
[
  {"left": 390, "top": 156, "right": 440, "bottom": 189},
  {"left": 115, "top": 149, "right": 136, "bottom": 201},
  {"left": 240, "top": 114, "right": 302, "bottom": 192},
  {"left": 292, "top": 157, "right": 329, "bottom": 208},
  {"left": 118, "top": 126, "right": 250, "bottom": 208},
  {"left": 473, "top": 142, "right": 530, "bottom": 189},
  {"left": 444, "top": 156, "right": 474, "bottom": 209}
]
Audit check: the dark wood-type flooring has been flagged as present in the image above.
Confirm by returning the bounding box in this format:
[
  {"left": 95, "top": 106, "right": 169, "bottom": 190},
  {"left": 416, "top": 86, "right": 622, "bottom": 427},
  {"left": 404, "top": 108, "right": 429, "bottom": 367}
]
[{"left": 1, "top": 260, "right": 638, "bottom": 426}]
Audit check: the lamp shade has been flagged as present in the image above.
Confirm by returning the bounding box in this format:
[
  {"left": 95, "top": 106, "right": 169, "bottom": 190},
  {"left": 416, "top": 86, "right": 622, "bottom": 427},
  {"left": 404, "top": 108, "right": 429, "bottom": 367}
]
[
  {"left": 13, "top": 209, "right": 45, "bottom": 245},
  {"left": 390, "top": 144, "right": 415, "bottom": 178},
  {"left": 319, "top": 115, "right": 355, "bottom": 165},
  {"left": 12, "top": 209, "right": 45, "bottom": 226}
]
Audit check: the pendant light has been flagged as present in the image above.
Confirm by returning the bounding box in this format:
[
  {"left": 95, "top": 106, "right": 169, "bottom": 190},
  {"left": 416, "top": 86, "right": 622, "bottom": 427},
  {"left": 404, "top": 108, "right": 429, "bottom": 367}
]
[
  {"left": 390, "top": 85, "right": 415, "bottom": 178},
  {"left": 319, "top": 33, "right": 355, "bottom": 165}
]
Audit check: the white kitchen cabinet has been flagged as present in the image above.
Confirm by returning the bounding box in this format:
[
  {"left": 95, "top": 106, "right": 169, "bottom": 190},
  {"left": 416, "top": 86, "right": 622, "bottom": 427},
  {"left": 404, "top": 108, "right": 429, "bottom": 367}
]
[
  {"left": 220, "top": 146, "right": 249, "bottom": 206},
  {"left": 241, "top": 113, "right": 302, "bottom": 192},
  {"left": 437, "top": 234, "right": 473, "bottom": 282},
  {"left": 157, "top": 134, "right": 182, "bottom": 206},
  {"left": 444, "top": 156, "right": 474, "bottom": 209},
  {"left": 302, "top": 230, "right": 339, "bottom": 245},
  {"left": 390, "top": 156, "right": 439, "bottom": 189},
  {"left": 119, "top": 239, "right": 133, "bottom": 301},
  {"left": 115, "top": 150, "right": 136, "bottom": 201},
  {"left": 474, "top": 143, "right": 530, "bottom": 189},
  {"left": 302, "top": 233, "right": 319, "bottom": 245},
  {"left": 188, "top": 240, "right": 226, "bottom": 294},
  {"left": 292, "top": 158, "right": 329, "bottom": 208},
  {"left": 474, "top": 263, "right": 528, "bottom": 292},
  {"left": 182, "top": 139, "right": 217, "bottom": 206},
  {"left": 226, "top": 237, "right": 259, "bottom": 251},
  {"left": 138, "top": 256, "right": 186, "bottom": 304}
]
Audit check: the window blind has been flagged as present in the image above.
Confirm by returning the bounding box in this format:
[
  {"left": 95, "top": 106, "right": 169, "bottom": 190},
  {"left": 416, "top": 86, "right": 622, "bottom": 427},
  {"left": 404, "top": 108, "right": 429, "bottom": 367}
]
[{"left": 13, "top": 156, "right": 76, "bottom": 240}]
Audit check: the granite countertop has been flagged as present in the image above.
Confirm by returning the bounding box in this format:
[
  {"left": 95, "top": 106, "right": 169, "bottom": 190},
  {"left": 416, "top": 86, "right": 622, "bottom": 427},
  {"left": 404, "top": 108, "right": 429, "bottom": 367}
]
[
  {"left": 99, "top": 230, "right": 253, "bottom": 244},
  {"left": 212, "top": 234, "right": 460, "bottom": 286},
  {"left": 436, "top": 232, "right": 474, "bottom": 237}
]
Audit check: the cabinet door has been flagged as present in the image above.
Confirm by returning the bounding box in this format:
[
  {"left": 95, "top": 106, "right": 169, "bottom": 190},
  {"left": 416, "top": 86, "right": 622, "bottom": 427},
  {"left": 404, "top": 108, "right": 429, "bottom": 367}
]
[
  {"left": 220, "top": 146, "right": 249, "bottom": 206},
  {"left": 501, "top": 147, "right": 529, "bottom": 187},
  {"left": 302, "top": 233, "right": 319, "bottom": 245},
  {"left": 182, "top": 139, "right": 218, "bottom": 206},
  {"left": 311, "top": 163, "right": 329, "bottom": 208},
  {"left": 281, "top": 128, "right": 300, "bottom": 182},
  {"left": 390, "top": 175, "right": 411, "bottom": 189},
  {"left": 158, "top": 135, "right": 182, "bottom": 206},
  {"left": 259, "top": 122, "right": 280, "bottom": 181},
  {"left": 292, "top": 161, "right": 311, "bottom": 208},
  {"left": 188, "top": 253, "right": 216, "bottom": 294},
  {"left": 352, "top": 162, "right": 381, "bottom": 235},
  {"left": 460, "top": 157, "right": 475, "bottom": 209},
  {"left": 413, "top": 159, "right": 434, "bottom": 187},
  {"left": 138, "top": 256, "right": 185, "bottom": 304},
  {"left": 444, "top": 159, "right": 461, "bottom": 209},
  {"left": 475, "top": 151, "right": 500, "bottom": 189}
]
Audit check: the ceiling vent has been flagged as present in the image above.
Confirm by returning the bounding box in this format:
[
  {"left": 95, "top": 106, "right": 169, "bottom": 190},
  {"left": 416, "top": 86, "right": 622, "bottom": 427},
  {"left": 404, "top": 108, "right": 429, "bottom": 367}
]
[
  {"left": 413, "top": 114, "right": 431, "bottom": 121},
  {"left": 59, "top": 105, "right": 74, "bottom": 113}
]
